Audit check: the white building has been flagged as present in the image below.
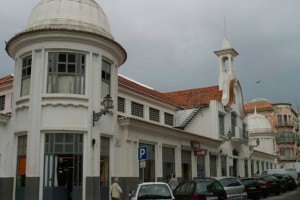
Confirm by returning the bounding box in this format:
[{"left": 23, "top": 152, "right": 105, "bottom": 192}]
[
  {"left": 246, "top": 108, "right": 278, "bottom": 174},
  {"left": 0, "top": 0, "right": 276, "bottom": 200}
]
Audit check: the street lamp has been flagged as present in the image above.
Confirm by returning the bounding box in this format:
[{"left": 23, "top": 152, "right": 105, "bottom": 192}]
[
  {"left": 92, "top": 95, "right": 113, "bottom": 126},
  {"left": 227, "top": 130, "right": 233, "bottom": 140},
  {"left": 249, "top": 138, "right": 260, "bottom": 150},
  {"left": 221, "top": 130, "right": 233, "bottom": 144}
]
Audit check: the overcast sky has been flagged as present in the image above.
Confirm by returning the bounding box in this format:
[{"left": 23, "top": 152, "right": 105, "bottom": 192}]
[{"left": 1, "top": 0, "right": 300, "bottom": 110}]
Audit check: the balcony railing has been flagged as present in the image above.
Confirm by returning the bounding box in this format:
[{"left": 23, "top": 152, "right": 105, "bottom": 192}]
[
  {"left": 277, "top": 133, "right": 296, "bottom": 144},
  {"left": 276, "top": 121, "right": 294, "bottom": 128},
  {"left": 279, "top": 155, "right": 297, "bottom": 161}
]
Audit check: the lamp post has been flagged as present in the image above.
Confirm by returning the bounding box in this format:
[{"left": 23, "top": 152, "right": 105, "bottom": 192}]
[{"left": 93, "top": 95, "right": 113, "bottom": 126}]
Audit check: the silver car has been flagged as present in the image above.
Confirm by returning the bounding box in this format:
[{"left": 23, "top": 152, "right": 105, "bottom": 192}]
[
  {"left": 212, "top": 177, "right": 247, "bottom": 200},
  {"left": 128, "top": 182, "right": 175, "bottom": 200}
]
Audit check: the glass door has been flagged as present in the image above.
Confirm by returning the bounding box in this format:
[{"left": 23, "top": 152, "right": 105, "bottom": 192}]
[{"left": 43, "top": 134, "right": 83, "bottom": 200}]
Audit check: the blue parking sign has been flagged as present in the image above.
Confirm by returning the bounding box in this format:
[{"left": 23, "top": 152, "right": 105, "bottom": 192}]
[{"left": 138, "top": 146, "right": 147, "bottom": 160}]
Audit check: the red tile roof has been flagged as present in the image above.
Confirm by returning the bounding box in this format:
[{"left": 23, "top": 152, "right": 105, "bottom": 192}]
[
  {"left": 118, "top": 75, "right": 181, "bottom": 108},
  {"left": 0, "top": 74, "right": 14, "bottom": 84},
  {"left": 244, "top": 99, "right": 273, "bottom": 112},
  {"left": 164, "top": 80, "right": 236, "bottom": 109},
  {"left": 119, "top": 75, "right": 237, "bottom": 109}
]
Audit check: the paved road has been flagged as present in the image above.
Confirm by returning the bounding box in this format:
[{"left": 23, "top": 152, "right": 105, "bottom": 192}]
[{"left": 264, "top": 187, "right": 299, "bottom": 200}]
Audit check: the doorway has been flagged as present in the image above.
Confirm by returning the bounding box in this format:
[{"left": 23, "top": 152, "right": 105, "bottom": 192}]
[{"left": 43, "top": 134, "right": 83, "bottom": 200}]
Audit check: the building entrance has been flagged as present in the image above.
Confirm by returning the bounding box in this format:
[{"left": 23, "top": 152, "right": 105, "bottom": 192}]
[{"left": 43, "top": 134, "right": 83, "bottom": 200}]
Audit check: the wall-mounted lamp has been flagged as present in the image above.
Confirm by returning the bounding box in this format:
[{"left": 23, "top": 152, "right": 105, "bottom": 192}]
[
  {"left": 227, "top": 130, "right": 233, "bottom": 140},
  {"left": 221, "top": 130, "right": 233, "bottom": 144},
  {"left": 93, "top": 95, "right": 113, "bottom": 126},
  {"left": 249, "top": 138, "right": 260, "bottom": 150},
  {"left": 91, "top": 138, "right": 96, "bottom": 149}
]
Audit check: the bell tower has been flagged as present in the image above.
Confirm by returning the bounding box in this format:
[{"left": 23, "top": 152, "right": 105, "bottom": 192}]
[{"left": 214, "top": 38, "right": 239, "bottom": 105}]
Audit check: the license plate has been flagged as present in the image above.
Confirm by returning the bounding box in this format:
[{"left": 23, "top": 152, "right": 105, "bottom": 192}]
[
  {"left": 249, "top": 187, "right": 256, "bottom": 190},
  {"left": 207, "top": 197, "right": 218, "bottom": 200}
]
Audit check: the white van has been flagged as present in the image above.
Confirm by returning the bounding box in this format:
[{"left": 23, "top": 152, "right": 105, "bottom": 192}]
[{"left": 266, "top": 168, "right": 299, "bottom": 185}]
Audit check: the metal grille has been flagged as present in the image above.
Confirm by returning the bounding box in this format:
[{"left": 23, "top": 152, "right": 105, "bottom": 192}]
[
  {"left": 131, "top": 101, "right": 144, "bottom": 118},
  {"left": 164, "top": 112, "right": 174, "bottom": 126},
  {"left": 0, "top": 95, "right": 4, "bottom": 111},
  {"left": 118, "top": 97, "right": 125, "bottom": 113},
  {"left": 149, "top": 107, "right": 159, "bottom": 122}
]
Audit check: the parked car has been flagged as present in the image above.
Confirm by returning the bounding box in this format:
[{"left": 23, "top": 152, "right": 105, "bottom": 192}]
[
  {"left": 265, "top": 168, "right": 299, "bottom": 185},
  {"left": 128, "top": 182, "right": 175, "bottom": 200},
  {"left": 254, "top": 175, "right": 281, "bottom": 196},
  {"left": 271, "top": 174, "right": 288, "bottom": 192},
  {"left": 282, "top": 174, "right": 297, "bottom": 191},
  {"left": 240, "top": 177, "right": 262, "bottom": 200},
  {"left": 212, "top": 177, "right": 247, "bottom": 200},
  {"left": 173, "top": 178, "right": 227, "bottom": 200}
]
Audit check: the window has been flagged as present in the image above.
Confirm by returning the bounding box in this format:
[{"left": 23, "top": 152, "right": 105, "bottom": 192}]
[
  {"left": 221, "top": 156, "right": 227, "bottom": 176},
  {"left": 139, "top": 143, "right": 155, "bottom": 182},
  {"left": 162, "top": 147, "right": 175, "bottom": 181},
  {"left": 21, "top": 56, "right": 32, "bottom": 96},
  {"left": 16, "top": 135, "right": 27, "bottom": 188},
  {"left": 118, "top": 97, "right": 125, "bottom": 113},
  {"left": 283, "top": 115, "right": 288, "bottom": 125},
  {"left": 149, "top": 107, "right": 159, "bottom": 122},
  {"left": 131, "top": 102, "right": 143, "bottom": 117},
  {"left": 100, "top": 137, "right": 110, "bottom": 190},
  {"left": 219, "top": 114, "right": 225, "bottom": 135},
  {"left": 210, "top": 154, "right": 217, "bottom": 177},
  {"left": 102, "top": 60, "right": 111, "bottom": 99},
  {"left": 231, "top": 113, "right": 237, "bottom": 136},
  {"left": 277, "top": 115, "right": 282, "bottom": 125},
  {"left": 242, "top": 123, "right": 248, "bottom": 139},
  {"left": 164, "top": 113, "right": 174, "bottom": 126},
  {"left": 47, "top": 52, "right": 85, "bottom": 94},
  {"left": 0, "top": 95, "right": 4, "bottom": 111}
]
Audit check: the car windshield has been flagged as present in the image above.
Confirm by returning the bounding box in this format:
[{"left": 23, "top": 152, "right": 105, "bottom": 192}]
[
  {"left": 241, "top": 179, "right": 256, "bottom": 185},
  {"left": 195, "top": 181, "right": 223, "bottom": 193},
  {"left": 138, "top": 184, "right": 172, "bottom": 199},
  {"left": 219, "top": 178, "right": 241, "bottom": 187},
  {"left": 264, "top": 176, "right": 277, "bottom": 181}
]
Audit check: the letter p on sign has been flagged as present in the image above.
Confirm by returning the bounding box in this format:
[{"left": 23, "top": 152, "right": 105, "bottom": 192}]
[{"left": 138, "top": 146, "right": 147, "bottom": 160}]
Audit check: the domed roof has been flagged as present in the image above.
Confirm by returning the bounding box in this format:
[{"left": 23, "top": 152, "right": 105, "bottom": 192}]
[
  {"left": 247, "top": 108, "right": 272, "bottom": 133},
  {"left": 245, "top": 98, "right": 272, "bottom": 105},
  {"left": 24, "top": 0, "right": 113, "bottom": 39}
]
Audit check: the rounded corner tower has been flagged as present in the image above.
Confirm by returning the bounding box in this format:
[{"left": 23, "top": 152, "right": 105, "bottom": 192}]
[{"left": 3, "top": 1, "right": 126, "bottom": 199}]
